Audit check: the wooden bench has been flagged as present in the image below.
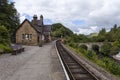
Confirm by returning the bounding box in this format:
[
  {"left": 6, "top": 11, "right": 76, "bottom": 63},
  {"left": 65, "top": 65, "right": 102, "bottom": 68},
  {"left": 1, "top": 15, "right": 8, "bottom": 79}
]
[{"left": 11, "top": 44, "right": 24, "bottom": 55}]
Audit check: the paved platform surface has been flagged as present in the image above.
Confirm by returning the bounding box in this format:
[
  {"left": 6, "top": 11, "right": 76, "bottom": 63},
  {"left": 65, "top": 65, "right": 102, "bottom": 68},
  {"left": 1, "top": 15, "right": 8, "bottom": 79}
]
[{"left": 0, "top": 41, "right": 66, "bottom": 80}]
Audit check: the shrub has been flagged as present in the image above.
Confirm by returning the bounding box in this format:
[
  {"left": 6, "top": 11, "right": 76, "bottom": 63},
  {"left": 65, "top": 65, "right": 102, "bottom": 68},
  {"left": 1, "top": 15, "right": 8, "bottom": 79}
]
[
  {"left": 68, "top": 42, "right": 78, "bottom": 48},
  {"left": 100, "top": 43, "right": 112, "bottom": 56},
  {"left": 79, "top": 45, "right": 88, "bottom": 50},
  {"left": 0, "top": 44, "right": 12, "bottom": 53},
  {"left": 68, "top": 43, "right": 120, "bottom": 77},
  {"left": 86, "top": 50, "right": 98, "bottom": 61},
  {"left": 0, "top": 25, "right": 10, "bottom": 44},
  {"left": 102, "top": 57, "right": 120, "bottom": 75},
  {"left": 110, "top": 46, "right": 120, "bottom": 55}
]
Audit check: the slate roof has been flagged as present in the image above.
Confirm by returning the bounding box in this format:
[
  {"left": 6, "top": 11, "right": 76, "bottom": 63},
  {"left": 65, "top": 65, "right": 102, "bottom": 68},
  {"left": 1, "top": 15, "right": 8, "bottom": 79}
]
[
  {"left": 43, "top": 25, "right": 51, "bottom": 32},
  {"left": 31, "top": 20, "right": 51, "bottom": 34},
  {"left": 17, "top": 16, "right": 51, "bottom": 34},
  {"left": 32, "top": 25, "right": 42, "bottom": 33}
]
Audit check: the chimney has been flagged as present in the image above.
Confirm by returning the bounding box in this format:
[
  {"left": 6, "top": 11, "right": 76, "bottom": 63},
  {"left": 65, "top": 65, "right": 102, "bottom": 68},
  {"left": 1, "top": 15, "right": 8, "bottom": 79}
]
[
  {"left": 40, "top": 15, "right": 43, "bottom": 20},
  {"left": 40, "top": 15, "right": 43, "bottom": 25},
  {"left": 32, "top": 15, "right": 38, "bottom": 25}
]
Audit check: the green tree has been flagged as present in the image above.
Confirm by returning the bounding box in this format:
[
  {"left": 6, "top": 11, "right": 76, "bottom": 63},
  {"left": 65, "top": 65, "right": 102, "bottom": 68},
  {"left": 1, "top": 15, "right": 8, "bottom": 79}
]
[
  {"left": 98, "top": 28, "right": 106, "bottom": 36},
  {"left": 0, "top": 0, "right": 20, "bottom": 33},
  {"left": 110, "top": 46, "right": 120, "bottom": 55},
  {"left": 97, "top": 28, "right": 106, "bottom": 42},
  {"left": 0, "top": 25, "right": 10, "bottom": 45},
  {"left": 0, "top": 25, "right": 12, "bottom": 53},
  {"left": 113, "top": 40, "right": 120, "bottom": 48},
  {"left": 110, "top": 40, "right": 120, "bottom": 55},
  {"left": 100, "top": 43, "right": 112, "bottom": 56},
  {"left": 51, "top": 23, "right": 73, "bottom": 38},
  {"left": 79, "top": 45, "right": 88, "bottom": 50}
]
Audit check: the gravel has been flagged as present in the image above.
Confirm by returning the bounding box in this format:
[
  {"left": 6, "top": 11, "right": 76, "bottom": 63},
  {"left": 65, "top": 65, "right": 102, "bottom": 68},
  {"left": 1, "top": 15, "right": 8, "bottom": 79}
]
[{"left": 0, "top": 46, "right": 40, "bottom": 80}]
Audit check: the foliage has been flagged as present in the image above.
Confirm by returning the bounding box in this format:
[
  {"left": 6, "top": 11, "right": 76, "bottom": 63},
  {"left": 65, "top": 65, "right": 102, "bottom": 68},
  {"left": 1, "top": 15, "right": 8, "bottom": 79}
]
[
  {"left": 88, "top": 24, "right": 120, "bottom": 42},
  {"left": 95, "top": 28, "right": 106, "bottom": 42},
  {"left": 66, "top": 34, "right": 90, "bottom": 43},
  {"left": 68, "top": 44, "right": 120, "bottom": 77},
  {"left": 86, "top": 50, "right": 97, "bottom": 60},
  {"left": 100, "top": 43, "right": 112, "bottom": 56},
  {"left": 68, "top": 41, "right": 78, "bottom": 48},
  {"left": 101, "top": 57, "right": 120, "bottom": 75},
  {"left": 91, "top": 45, "right": 99, "bottom": 53},
  {"left": 88, "top": 33, "right": 98, "bottom": 38},
  {"left": 110, "top": 46, "right": 120, "bottom": 55},
  {"left": 51, "top": 23, "right": 73, "bottom": 38},
  {"left": 79, "top": 44, "right": 88, "bottom": 50},
  {"left": 0, "top": 25, "right": 12, "bottom": 53},
  {"left": 65, "top": 24, "right": 120, "bottom": 77},
  {"left": 0, "top": 25, "right": 10, "bottom": 44},
  {"left": 0, "top": 44, "right": 12, "bottom": 53},
  {"left": 0, "top": 0, "right": 20, "bottom": 33},
  {"left": 113, "top": 40, "right": 120, "bottom": 48}
]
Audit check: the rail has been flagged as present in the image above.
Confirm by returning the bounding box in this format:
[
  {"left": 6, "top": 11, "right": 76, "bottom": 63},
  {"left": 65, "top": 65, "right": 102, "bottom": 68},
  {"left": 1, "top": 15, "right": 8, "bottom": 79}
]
[{"left": 56, "top": 40, "right": 99, "bottom": 80}]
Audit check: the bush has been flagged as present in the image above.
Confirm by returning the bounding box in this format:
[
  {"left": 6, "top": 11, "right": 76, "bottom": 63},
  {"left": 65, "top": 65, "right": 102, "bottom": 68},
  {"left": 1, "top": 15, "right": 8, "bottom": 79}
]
[
  {"left": 0, "top": 25, "right": 10, "bottom": 44},
  {"left": 70, "top": 45, "right": 120, "bottom": 77},
  {"left": 86, "top": 50, "right": 98, "bottom": 61},
  {"left": 102, "top": 57, "right": 120, "bottom": 75},
  {"left": 100, "top": 43, "right": 112, "bottom": 56},
  {"left": 0, "top": 44, "right": 12, "bottom": 53},
  {"left": 110, "top": 46, "right": 120, "bottom": 55},
  {"left": 79, "top": 45, "right": 88, "bottom": 50},
  {"left": 68, "top": 42, "right": 78, "bottom": 48}
]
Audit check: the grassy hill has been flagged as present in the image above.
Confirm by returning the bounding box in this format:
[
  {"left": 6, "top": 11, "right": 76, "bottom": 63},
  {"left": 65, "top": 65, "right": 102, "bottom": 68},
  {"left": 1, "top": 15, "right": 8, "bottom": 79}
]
[
  {"left": 88, "top": 33, "right": 98, "bottom": 38},
  {"left": 51, "top": 23, "right": 73, "bottom": 38}
]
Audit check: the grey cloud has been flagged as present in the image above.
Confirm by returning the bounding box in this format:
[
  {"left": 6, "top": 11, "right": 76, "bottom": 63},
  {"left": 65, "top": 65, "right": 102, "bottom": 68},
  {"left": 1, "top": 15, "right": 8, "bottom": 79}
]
[{"left": 13, "top": 0, "right": 120, "bottom": 34}]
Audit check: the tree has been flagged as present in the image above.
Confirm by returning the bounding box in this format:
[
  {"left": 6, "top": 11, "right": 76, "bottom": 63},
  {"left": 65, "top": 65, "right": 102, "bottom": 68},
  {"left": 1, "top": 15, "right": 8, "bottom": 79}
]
[
  {"left": 110, "top": 40, "right": 120, "bottom": 55},
  {"left": 0, "top": 25, "right": 10, "bottom": 45},
  {"left": 99, "top": 28, "right": 106, "bottom": 36},
  {"left": 79, "top": 45, "right": 88, "bottom": 50},
  {"left": 113, "top": 40, "right": 120, "bottom": 48},
  {"left": 51, "top": 23, "right": 73, "bottom": 38},
  {"left": 97, "top": 28, "right": 106, "bottom": 42},
  {"left": 0, "top": 0, "right": 20, "bottom": 33},
  {"left": 100, "top": 43, "right": 112, "bottom": 56},
  {"left": 110, "top": 46, "right": 120, "bottom": 55}
]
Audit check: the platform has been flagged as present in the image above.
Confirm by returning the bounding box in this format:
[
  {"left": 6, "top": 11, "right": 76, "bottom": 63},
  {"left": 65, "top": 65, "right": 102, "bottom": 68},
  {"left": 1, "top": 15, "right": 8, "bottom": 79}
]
[{"left": 0, "top": 41, "right": 66, "bottom": 80}]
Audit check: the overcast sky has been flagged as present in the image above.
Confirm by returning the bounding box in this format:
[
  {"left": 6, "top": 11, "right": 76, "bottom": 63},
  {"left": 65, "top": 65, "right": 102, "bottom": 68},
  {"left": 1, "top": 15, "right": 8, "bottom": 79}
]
[{"left": 11, "top": 0, "right": 120, "bottom": 35}]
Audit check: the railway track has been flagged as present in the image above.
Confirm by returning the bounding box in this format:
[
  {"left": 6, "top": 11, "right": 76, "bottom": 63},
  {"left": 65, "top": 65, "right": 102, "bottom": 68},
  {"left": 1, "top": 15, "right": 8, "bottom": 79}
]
[{"left": 56, "top": 40, "right": 99, "bottom": 80}]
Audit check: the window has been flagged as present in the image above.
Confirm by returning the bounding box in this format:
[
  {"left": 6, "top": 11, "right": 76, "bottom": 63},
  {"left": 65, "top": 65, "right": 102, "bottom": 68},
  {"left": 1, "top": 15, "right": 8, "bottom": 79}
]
[
  {"left": 22, "top": 34, "right": 32, "bottom": 40},
  {"left": 29, "top": 34, "right": 32, "bottom": 40},
  {"left": 25, "top": 34, "right": 29, "bottom": 40}
]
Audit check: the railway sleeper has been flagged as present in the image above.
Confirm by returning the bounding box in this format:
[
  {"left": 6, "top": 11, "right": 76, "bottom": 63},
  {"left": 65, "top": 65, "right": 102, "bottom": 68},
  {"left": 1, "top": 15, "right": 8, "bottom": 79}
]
[
  {"left": 71, "top": 69, "right": 88, "bottom": 74},
  {"left": 73, "top": 74, "right": 96, "bottom": 80}
]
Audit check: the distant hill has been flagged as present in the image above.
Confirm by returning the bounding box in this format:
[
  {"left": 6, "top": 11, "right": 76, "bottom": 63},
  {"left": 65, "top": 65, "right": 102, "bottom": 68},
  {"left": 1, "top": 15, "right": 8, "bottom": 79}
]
[
  {"left": 51, "top": 23, "right": 73, "bottom": 38},
  {"left": 88, "top": 33, "right": 98, "bottom": 38}
]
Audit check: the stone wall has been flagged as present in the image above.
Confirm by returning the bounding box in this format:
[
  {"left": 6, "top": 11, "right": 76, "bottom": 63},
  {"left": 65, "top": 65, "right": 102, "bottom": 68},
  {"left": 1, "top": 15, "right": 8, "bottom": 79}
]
[{"left": 16, "top": 21, "right": 38, "bottom": 45}]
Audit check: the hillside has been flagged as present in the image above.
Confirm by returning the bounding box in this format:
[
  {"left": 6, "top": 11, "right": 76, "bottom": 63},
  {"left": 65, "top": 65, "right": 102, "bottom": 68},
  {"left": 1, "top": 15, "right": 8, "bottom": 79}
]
[
  {"left": 88, "top": 33, "right": 98, "bottom": 38},
  {"left": 51, "top": 23, "right": 73, "bottom": 38}
]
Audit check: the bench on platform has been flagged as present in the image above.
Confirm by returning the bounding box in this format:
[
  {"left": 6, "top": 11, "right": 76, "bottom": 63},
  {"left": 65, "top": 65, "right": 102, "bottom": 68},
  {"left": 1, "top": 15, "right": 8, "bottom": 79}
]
[{"left": 11, "top": 44, "right": 24, "bottom": 55}]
